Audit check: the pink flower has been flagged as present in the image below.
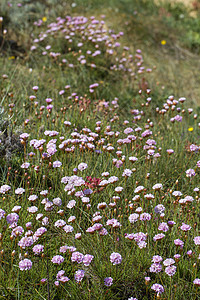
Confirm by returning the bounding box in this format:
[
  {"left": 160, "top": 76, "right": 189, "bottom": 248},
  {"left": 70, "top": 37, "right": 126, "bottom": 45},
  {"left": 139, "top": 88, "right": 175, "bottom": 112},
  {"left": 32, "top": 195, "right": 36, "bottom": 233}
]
[
  {"left": 110, "top": 252, "right": 122, "bottom": 265},
  {"left": 19, "top": 259, "right": 32, "bottom": 271},
  {"left": 151, "top": 283, "right": 164, "bottom": 295},
  {"left": 165, "top": 265, "right": 176, "bottom": 276},
  {"left": 194, "top": 236, "right": 200, "bottom": 246},
  {"left": 193, "top": 279, "right": 200, "bottom": 286},
  {"left": 51, "top": 255, "right": 64, "bottom": 264},
  {"left": 104, "top": 277, "right": 113, "bottom": 286},
  {"left": 186, "top": 169, "right": 195, "bottom": 177}
]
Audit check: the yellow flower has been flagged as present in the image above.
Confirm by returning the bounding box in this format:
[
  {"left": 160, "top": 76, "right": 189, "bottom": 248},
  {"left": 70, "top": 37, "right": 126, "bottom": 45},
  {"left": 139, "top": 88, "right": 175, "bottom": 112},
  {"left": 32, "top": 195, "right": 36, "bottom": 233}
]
[
  {"left": 188, "top": 127, "right": 193, "bottom": 132},
  {"left": 42, "top": 17, "right": 47, "bottom": 22},
  {"left": 161, "top": 40, "right": 166, "bottom": 45},
  {"left": 8, "top": 56, "right": 15, "bottom": 60}
]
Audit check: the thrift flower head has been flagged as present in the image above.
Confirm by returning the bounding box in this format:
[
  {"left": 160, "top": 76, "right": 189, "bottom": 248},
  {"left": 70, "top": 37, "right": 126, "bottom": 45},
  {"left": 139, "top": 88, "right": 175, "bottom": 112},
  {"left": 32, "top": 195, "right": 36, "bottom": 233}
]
[
  {"left": 78, "top": 163, "right": 88, "bottom": 171},
  {"left": 193, "top": 279, "right": 200, "bottom": 286},
  {"left": 51, "top": 255, "right": 64, "bottom": 264},
  {"left": 194, "top": 236, "right": 200, "bottom": 246},
  {"left": 186, "top": 169, "right": 195, "bottom": 177},
  {"left": 33, "top": 244, "right": 44, "bottom": 255},
  {"left": 15, "top": 188, "right": 25, "bottom": 195},
  {"left": 0, "top": 184, "right": 11, "bottom": 193},
  {"left": 71, "top": 252, "right": 84, "bottom": 264},
  {"left": 104, "top": 277, "right": 113, "bottom": 287},
  {"left": 161, "top": 40, "right": 166, "bottom": 45},
  {"left": 6, "top": 213, "right": 19, "bottom": 225},
  {"left": 19, "top": 259, "right": 32, "bottom": 271},
  {"left": 151, "top": 283, "right": 164, "bottom": 294},
  {"left": 75, "top": 270, "right": 85, "bottom": 283},
  {"left": 165, "top": 265, "right": 176, "bottom": 276}
]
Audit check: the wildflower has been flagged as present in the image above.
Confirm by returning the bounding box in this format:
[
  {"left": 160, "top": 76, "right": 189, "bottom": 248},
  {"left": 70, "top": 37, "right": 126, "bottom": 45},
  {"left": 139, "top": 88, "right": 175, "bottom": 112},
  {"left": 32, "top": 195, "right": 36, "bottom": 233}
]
[
  {"left": 167, "top": 149, "right": 174, "bottom": 155},
  {"left": 129, "top": 156, "right": 138, "bottom": 163},
  {"left": 75, "top": 233, "right": 82, "bottom": 240},
  {"left": 180, "top": 223, "right": 191, "bottom": 232},
  {"left": 153, "top": 233, "right": 165, "bottom": 242},
  {"left": 174, "top": 115, "right": 182, "bottom": 122},
  {"left": 104, "top": 277, "right": 113, "bottom": 287},
  {"left": 11, "top": 226, "right": 24, "bottom": 237},
  {"left": 97, "top": 202, "right": 107, "bottom": 210},
  {"left": 19, "top": 259, "right": 32, "bottom": 271},
  {"left": 33, "top": 244, "right": 44, "bottom": 255},
  {"left": 179, "top": 97, "right": 186, "bottom": 103},
  {"left": 134, "top": 186, "right": 144, "bottom": 193},
  {"left": 110, "top": 252, "right": 122, "bottom": 265},
  {"left": 122, "top": 169, "right": 132, "bottom": 177},
  {"left": 53, "top": 161, "right": 62, "bottom": 168},
  {"left": 63, "top": 225, "right": 74, "bottom": 233},
  {"left": 193, "top": 279, "right": 200, "bottom": 286},
  {"left": 161, "top": 40, "right": 166, "bottom": 45},
  {"left": 71, "top": 252, "right": 84, "bottom": 263},
  {"left": 174, "top": 254, "right": 181, "bottom": 262},
  {"left": 51, "top": 255, "right": 64, "bottom": 264},
  {"left": 0, "top": 209, "right": 6, "bottom": 220},
  {"left": 106, "top": 218, "right": 121, "bottom": 228},
  {"left": 140, "top": 213, "right": 151, "bottom": 221},
  {"left": 20, "top": 133, "right": 30, "bottom": 140},
  {"left": 186, "top": 169, "right": 195, "bottom": 177},
  {"left": 124, "top": 127, "right": 134, "bottom": 134},
  {"left": 190, "top": 144, "right": 199, "bottom": 152},
  {"left": 0, "top": 184, "right": 11, "bottom": 194},
  {"left": 54, "top": 281, "right": 59, "bottom": 286},
  {"left": 187, "top": 250, "right": 193, "bottom": 257},
  {"left": 28, "top": 195, "right": 38, "bottom": 202},
  {"left": 68, "top": 216, "right": 76, "bottom": 223},
  {"left": 82, "top": 197, "right": 90, "bottom": 204},
  {"left": 83, "top": 254, "right": 94, "bottom": 266},
  {"left": 27, "top": 206, "right": 38, "bottom": 214},
  {"left": 152, "top": 255, "right": 163, "bottom": 263},
  {"left": 21, "top": 162, "right": 30, "bottom": 169},
  {"left": 6, "top": 213, "right": 19, "bottom": 225},
  {"left": 163, "top": 258, "right": 175, "bottom": 266},
  {"left": 152, "top": 183, "right": 163, "bottom": 191},
  {"left": 53, "top": 198, "right": 62, "bottom": 206},
  {"left": 67, "top": 200, "right": 76, "bottom": 209},
  {"left": 145, "top": 277, "right": 151, "bottom": 283},
  {"left": 78, "top": 163, "right": 88, "bottom": 171},
  {"left": 40, "top": 278, "right": 47, "bottom": 284},
  {"left": 15, "top": 188, "right": 25, "bottom": 195},
  {"left": 129, "top": 213, "right": 139, "bottom": 223},
  {"left": 108, "top": 176, "right": 119, "bottom": 184},
  {"left": 54, "top": 220, "right": 66, "bottom": 228},
  {"left": 75, "top": 270, "right": 85, "bottom": 283},
  {"left": 150, "top": 263, "right": 162, "bottom": 273},
  {"left": 154, "top": 204, "right": 165, "bottom": 214},
  {"left": 18, "top": 237, "right": 33, "bottom": 249},
  {"left": 185, "top": 196, "right": 194, "bottom": 203},
  {"left": 194, "top": 236, "right": 200, "bottom": 246},
  {"left": 158, "top": 222, "right": 169, "bottom": 232},
  {"left": 174, "top": 239, "right": 184, "bottom": 248},
  {"left": 115, "top": 186, "right": 123, "bottom": 193},
  {"left": 151, "top": 283, "right": 164, "bottom": 295},
  {"left": 172, "top": 191, "right": 182, "bottom": 197}
]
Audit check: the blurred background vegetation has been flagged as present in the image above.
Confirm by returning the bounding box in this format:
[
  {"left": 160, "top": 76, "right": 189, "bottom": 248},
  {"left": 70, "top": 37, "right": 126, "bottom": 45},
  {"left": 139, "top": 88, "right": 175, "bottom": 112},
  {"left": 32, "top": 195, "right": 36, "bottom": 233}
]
[{"left": 0, "top": 0, "right": 200, "bottom": 107}]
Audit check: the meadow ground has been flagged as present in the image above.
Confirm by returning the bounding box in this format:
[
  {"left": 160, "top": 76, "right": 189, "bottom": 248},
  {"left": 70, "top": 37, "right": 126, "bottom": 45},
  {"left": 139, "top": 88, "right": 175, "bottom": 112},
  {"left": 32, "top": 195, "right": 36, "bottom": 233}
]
[{"left": 0, "top": 0, "right": 200, "bottom": 299}]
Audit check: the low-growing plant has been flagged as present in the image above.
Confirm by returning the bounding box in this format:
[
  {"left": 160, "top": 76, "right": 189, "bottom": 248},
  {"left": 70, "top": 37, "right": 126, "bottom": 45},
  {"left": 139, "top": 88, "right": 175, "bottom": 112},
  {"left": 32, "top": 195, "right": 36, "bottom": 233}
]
[{"left": 0, "top": 1, "right": 200, "bottom": 300}]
